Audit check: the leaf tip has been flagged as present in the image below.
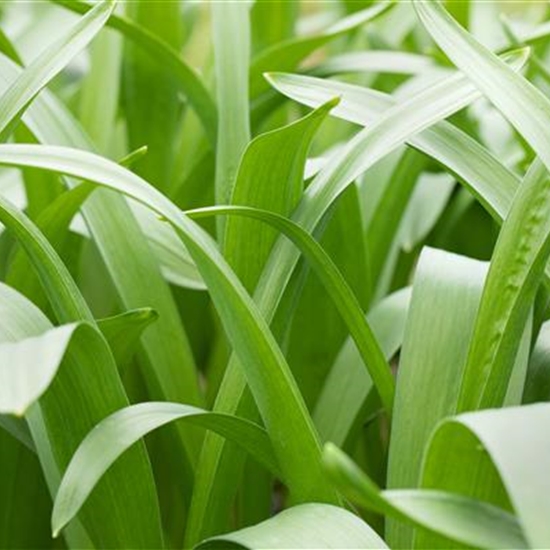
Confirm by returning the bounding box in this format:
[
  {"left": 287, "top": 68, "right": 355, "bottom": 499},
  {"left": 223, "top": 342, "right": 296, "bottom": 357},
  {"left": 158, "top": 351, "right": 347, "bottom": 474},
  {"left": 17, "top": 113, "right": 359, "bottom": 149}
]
[
  {"left": 263, "top": 72, "right": 285, "bottom": 88},
  {"left": 51, "top": 507, "right": 66, "bottom": 540},
  {"left": 325, "top": 96, "right": 341, "bottom": 110}
]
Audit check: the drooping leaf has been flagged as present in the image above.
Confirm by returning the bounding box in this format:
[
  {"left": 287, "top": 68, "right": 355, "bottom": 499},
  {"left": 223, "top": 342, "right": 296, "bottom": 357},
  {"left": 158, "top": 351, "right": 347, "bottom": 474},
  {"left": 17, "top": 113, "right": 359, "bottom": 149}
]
[
  {"left": 386, "top": 247, "right": 532, "bottom": 547},
  {"left": 422, "top": 404, "right": 550, "bottom": 549},
  {"left": 190, "top": 205, "right": 394, "bottom": 413},
  {"left": 265, "top": 70, "right": 520, "bottom": 224},
  {"left": 412, "top": 1, "right": 550, "bottom": 413},
  {"left": 324, "top": 443, "right": 528, "bottom": 550},
  {"left": 0, "top": 322, "right": 94, "bottom": 416},
  {"left": 187, "top": 98, "right": 338, "bottom": 542},
  {"left": 0, "top": 143, "right": 340, "bottom": 508},
  {"left": 0, "top": 283, "right": 162, "bottom": 549},
  {"left": 52, "top": 401, "right": 279, "bottom": 537},
  {"left": 0, "top": 46, "right": 204, "bottom": 475},
  {"left": 189, "top": 46, "right": 528, "bottom": 546}
]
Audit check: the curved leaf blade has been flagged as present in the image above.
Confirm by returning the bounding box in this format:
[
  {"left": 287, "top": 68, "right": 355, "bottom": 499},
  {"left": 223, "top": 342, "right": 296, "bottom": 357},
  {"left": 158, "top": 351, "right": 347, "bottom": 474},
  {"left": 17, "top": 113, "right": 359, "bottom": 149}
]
[
  {"left": 0, "top": 143, "right": 339, "bottom": 506},
  {"left": 0, "top": 322, "right": 88, "bottom": 416},
  {"left": 0, "top": 0, "right": 115, "bottom": 141},
  {"left": 197, "top": 503, "right": 388, "bottom": 549},
  {"left": 423, "top": 404, "right": 550, "bottom": 548},
  {"left": 189, "top": 205, "right": 395, "bottom": 414},
  {"left": 52, "top": 402, "right": 279, "bottom": 537},
  {"left": 324, "top": 443, "right": 527, "bottom": 550}
]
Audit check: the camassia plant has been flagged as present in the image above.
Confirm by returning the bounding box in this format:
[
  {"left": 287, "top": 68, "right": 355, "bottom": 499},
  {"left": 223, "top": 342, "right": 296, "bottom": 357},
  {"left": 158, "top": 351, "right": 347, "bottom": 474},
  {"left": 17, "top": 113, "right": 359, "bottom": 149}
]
[{"left": 1, "top": 1, "right": 550, "bottom": 549}]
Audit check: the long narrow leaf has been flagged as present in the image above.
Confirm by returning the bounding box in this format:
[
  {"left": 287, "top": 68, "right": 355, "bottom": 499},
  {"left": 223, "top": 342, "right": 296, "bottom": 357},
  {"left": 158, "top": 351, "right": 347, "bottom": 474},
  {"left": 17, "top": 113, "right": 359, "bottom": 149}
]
[
  {"left": 324, "top": 443, "right": 527, "bottom": 550},
  {"left": 0, "top": 143, "right": 340, "bottom": 506},
  {"left": 52, "top": 402, "right": 279, "bottom": 537},
  {"left": 0, "top": 0, "right": 114, "bottom": 141}
]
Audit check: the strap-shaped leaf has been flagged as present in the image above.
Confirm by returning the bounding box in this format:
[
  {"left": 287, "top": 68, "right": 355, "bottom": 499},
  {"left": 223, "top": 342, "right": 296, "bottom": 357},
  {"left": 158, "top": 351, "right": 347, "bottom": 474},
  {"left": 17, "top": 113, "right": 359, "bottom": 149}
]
[
  {"left": 212, "top": 1, "right": 251, "bottom": 207},
  {"left": 386, "top": 247, "right": 532, "bottom": 548},
  {"left": 0, "top": 283, "right": 162, "bottom": 548},
  {"left": 0, "top": 0, "right": 115, "bottom": 141},
  {"left": 189, "top": 205, "right": 394, "bottom": 414},
  {"left": 52, "top": 402, "right": 279, "bottom": 537},
  {"left": 324, "top": 443, "right": 528, "bottom": 550},
  {"left": 0, "top": 46, "right": 204, "bottom": 472},
  {"left": 412, "top": 2, "right": 550, "bottom": 412},
  {"left": 0, "top": 143, "right": 340, "bottom": 507},
  {"left": 266, "top": 69, "right": 519, "bottom": 224},
  {"left": 187, "top": 99, "right": 340, "bottom": 543},
  {"left": 188, "top": 46, "right": 528, "bottom": 546},
  {"left": 422, "top": 404, "right": 550, "bottom": 549}
]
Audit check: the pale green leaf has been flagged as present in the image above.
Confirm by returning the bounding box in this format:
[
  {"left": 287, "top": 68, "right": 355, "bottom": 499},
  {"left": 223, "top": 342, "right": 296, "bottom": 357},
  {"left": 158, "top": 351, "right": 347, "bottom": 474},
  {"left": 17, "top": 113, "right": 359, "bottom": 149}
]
[{"left": 197, "top": 503, "right": 388, "bottom": 550}]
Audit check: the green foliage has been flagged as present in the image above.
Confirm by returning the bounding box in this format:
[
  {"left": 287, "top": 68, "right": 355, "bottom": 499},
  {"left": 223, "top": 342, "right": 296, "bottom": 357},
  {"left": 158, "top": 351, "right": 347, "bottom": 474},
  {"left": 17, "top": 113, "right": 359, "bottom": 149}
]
[{"left": 1, "top": 1, "right": 550, "bottom": 549}]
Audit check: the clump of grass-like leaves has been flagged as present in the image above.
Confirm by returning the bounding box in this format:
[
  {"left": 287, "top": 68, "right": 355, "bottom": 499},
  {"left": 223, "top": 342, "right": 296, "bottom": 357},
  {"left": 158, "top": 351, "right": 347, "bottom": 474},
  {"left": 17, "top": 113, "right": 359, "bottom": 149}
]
[{"left": 0, "top": 1, "right": 549, "bottom": 549}]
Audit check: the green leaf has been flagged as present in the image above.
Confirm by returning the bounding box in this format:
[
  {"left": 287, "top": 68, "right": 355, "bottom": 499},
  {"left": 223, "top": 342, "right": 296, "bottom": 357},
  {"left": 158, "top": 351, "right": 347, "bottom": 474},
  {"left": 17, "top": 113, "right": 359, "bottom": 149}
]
[
  {"left": 130, "top": 202, "right": 206, "bottom": 291},
  {"left": 189, "top": 205, "right": 395, "bottom": 413},
  {"left": 0, "top": 193, "right": 93, "bottom": 323},
  {"left": 225, "top": 99, "right": 336, "bottom": 291},
  {"left": 250, "top": 1, "right": 393, "bottom": 99},
  {"left": 0, "top": 143, "right": 340, "bottom": 507},
  {"left": 187, "top": 98, "right": 338, "bottom": 543},
  {"left": 386, "top": 247, "right": 533, "bottom": 547},
  {"left": 323, "top": 443, "right": 528, "bottom": 550},
  {"left": 0, "top": 322, "right": 94, "bottom": 416},
  {"left": 97, "top": 308, "right": 159, "bottom": 370},
  {"left": 0, "top": 283, "right": 163, "bottom": 548},
  {"left": 287, "top": 185, "right": 371, "bottom": 408},
  {"left": 51, "top": 0, "right": 217, "bottom": 144},
  {"left": 413, "top": 1, "right": 550, "bottom": 177},
  {"left": 52, "top": 401, "right": 279, "bottom": 537},
  {"left": 197, "top": 503, "right": 388, "bottom": 549},
  {"left": 212, "top": 1, "right": 251, "bottom": 208},
  {"left": 0, "top": 46, "right": 204, "bottom": 473},
  {"left": 314, "top": 287, "right": 411, "bottom": 447},
  {"left": 386, "top": 248, "right": 485, "bottom": 547},
  {"left": 413, "top": 2, "right": 550, "bottom": 412},
  {"left": 265, "top": 70, "right": 520, "bottom": 224},
  {"left": 422, "top": 404, "right": 550, "bottom": 549},
  {"left": 458, "top": 158, "right": 550, "bottom": 410},
  {"left": 123, "top": 0, "right": 183, "bottom": 191},
  {"left": 0, "top": 0, "right": 115, "bottom": 142},
  {"left": 187, "top": 45, "right": 528, "bottom": 545},
  {"left": 6, "top": 183, "right": 94, "bottom": 313}
]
